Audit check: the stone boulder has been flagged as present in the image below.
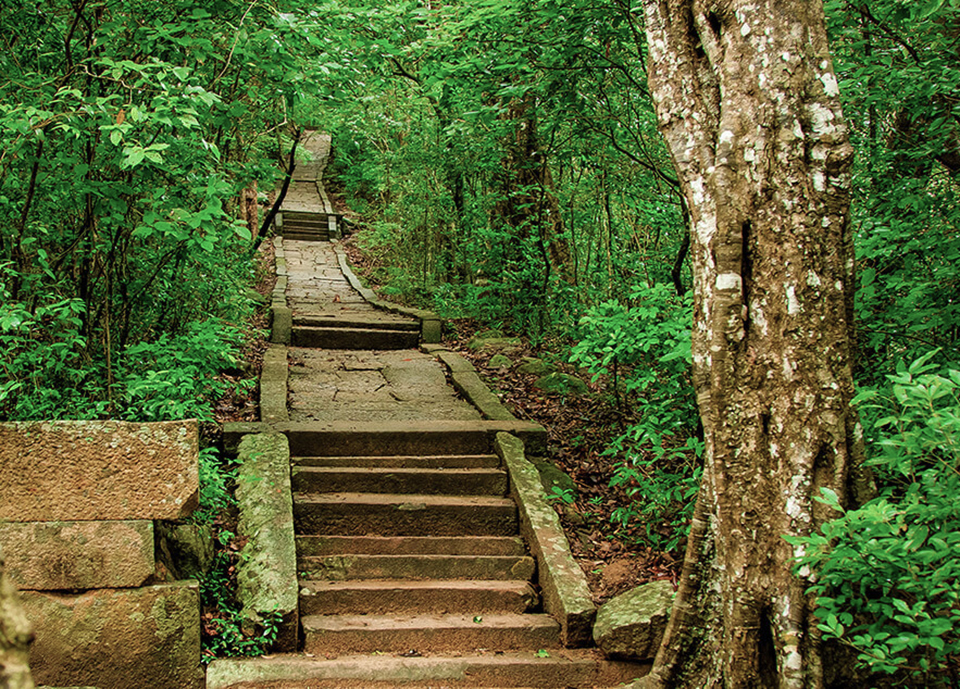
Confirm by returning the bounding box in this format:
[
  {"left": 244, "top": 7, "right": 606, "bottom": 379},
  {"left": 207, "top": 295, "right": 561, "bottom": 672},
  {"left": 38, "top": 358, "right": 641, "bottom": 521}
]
[
  {"left": 488, "top": 353, "right": 512, "bottom": 369},
  {"left": 468, "top": 330, "right": 522, "bottom": 353},
  {"left": 534, "top": 372, "right": 588, "bottom": 396},
  {"left": 533, "top": 460, "right": 576, "bottom": 499},
  {"left": 517, "top": 357, "right": 552, "bottom": 375},
  {"left": 593, "top": 580, "right": 674, "bottom": 661},
  {"left": 155, "top": 521, "right": 215, "bottom": 581}
]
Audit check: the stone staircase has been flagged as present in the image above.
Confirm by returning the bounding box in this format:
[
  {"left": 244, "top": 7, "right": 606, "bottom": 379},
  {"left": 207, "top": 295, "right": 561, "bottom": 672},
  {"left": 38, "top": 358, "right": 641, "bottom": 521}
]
[
  {"left": 282, "top": 211, "right": 336, "bottom": 242},
  {"left": 208, "top": 427, "right": 641, "bottom": 688},
  {"left": 292, "top": 432, "right": 561, "bottom": 657},
  {"left": 291, "top": 313, "right": 420, "bottom": 350}
]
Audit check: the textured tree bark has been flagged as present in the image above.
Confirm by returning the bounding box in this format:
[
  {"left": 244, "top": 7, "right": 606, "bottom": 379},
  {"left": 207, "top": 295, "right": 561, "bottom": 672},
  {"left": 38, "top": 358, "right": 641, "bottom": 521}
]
[
  {"left": 640, "top": 1, "right": 866, "bottom": 686},
  {"left": 0, "top": 544, "right": 34, "bottom": 689}
]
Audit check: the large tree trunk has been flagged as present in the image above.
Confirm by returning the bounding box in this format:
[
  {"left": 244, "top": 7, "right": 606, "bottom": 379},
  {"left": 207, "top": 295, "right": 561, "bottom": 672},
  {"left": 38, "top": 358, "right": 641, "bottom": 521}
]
[{"left": 640, "top": 1, "right": 866, "bottom": 686}]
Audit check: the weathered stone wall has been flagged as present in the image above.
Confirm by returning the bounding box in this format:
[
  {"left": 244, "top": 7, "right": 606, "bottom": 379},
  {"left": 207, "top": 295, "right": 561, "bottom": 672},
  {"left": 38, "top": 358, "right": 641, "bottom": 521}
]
[
  {"left": 0, "top": 420, "right": 198, "bottom": 521},
  {"left": 0, "top": 420, "right": 202, "bottom": 689}
]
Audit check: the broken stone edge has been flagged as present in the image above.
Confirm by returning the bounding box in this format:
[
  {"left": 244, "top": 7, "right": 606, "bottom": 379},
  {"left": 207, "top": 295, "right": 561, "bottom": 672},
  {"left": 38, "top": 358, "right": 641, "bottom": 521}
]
[
  {"left": 333, "top": 243, "right": 442, "bottom": 344},
  {"left": 260, "top": 344, "right": 289, "bottom": 424},
  {"left": 495, "top": 432, "right": 596, "bottom": 648},
  {"left": 433, "top": 350, "right": 517, "bottom": 422},
  {"left": 270, "top": 236, "right": 292, "bottom": 345},
  {"left": 235, "top": 433, "right": 298, "bottom": 652}
]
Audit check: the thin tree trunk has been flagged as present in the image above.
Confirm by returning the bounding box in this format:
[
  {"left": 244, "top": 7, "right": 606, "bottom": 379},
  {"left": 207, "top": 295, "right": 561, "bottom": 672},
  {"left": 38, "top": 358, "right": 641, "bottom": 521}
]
[
  {"left": 254, "top": 128, "right": 301, "bottom": 252},
  {"left": 640, "top": 1, "right": 868, "bottom": 686},
  {"left": 0, "top": 544, "right": 34, "bottom": 689}
]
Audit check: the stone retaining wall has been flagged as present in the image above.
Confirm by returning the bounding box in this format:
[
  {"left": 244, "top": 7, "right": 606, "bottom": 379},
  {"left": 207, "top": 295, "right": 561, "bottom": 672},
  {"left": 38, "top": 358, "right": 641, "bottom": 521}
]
[{"left": 0, "top": 419, "right": 202, "bottom": 689}]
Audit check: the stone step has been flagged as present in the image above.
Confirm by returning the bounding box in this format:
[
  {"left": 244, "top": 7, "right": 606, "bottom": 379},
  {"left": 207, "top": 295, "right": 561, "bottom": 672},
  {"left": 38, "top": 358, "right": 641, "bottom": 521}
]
[
  {"left": 301, "top": 613, "right": 562, "bottom": 655},
  {"left": 283, "top": 220, "right": 331, "bottom": 232},
  {"left": 291, "top": 326, "right": 419, "bottom": 350},
  {"left": 284, "top": 233, "right": 330, "bottom": 242},
  {"left": 294, "top": 454, "right": 502, "bottom": 469},
  {"left": 295, "top": 535, "right": 526, "bottom": 557},
  {"left": 293, "top": 467, "right": 508, "bottom": 496},
  {"left": 297, "top": 554, "right": 536, "bottom": 581},
  {"left": 294, "top": 493, "right": 518, "bottom": 536},
  {"left": 207, "top": 652, "right": 647, "bottom": 689},
  {"left": 283, "top": 220, "right": 329, "bottom": 228},
  {"left": 285, "top": 425, "right": 501, "bottom": 457},
  {"left": 294, "top": 314, "right": 419, "bottom": 331},
  {"left": 299, "top": 579, "right": 538, "bottom": 616},
  {"left": 284, "top": 228, "right": 330, "bottom": 237},
  {"left": 284, "top": 211, "right": 329, "bottom": 221}
]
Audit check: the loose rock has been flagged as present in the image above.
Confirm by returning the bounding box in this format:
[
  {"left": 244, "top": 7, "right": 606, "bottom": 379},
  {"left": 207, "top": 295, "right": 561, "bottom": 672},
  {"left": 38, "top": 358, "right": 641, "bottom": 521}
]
[{"left": 593, "top": 580, "right": 674, "bottom": 661}]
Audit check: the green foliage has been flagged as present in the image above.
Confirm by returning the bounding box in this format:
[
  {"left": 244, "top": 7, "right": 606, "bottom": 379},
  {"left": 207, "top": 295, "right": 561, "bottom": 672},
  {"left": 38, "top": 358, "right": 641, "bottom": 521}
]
[
  {"left": 0, "top": 0, "right": 349, "bottom": 422},
  {"left": 825, "top": 0, "right": 960, "bottom": 376},
  {"left": 789, "top": 353, "right": 960, "bottom": 683},
  {"left": 194, "top": 447, "right": 238, "bottom": 526},
  {"left": 569, "top": 282, "right": 702, "bottom": 552},
  {"left": 118, "top": 321, "right": 254, "bottom": 423},
  {"left": 325, "top": 0, "right": 686, "bottom": 335},
  {"left": 570, "top": 283, "right": 693, "bottom": 423},
  {"left": 200, "top": 549, "right": 281, "bottom": 661},
  {"left": 546, "top": 485, "right": 576, "bottom": 505},
  {"left": 608, "top": 437, "right": 703, "bottom": 554}
]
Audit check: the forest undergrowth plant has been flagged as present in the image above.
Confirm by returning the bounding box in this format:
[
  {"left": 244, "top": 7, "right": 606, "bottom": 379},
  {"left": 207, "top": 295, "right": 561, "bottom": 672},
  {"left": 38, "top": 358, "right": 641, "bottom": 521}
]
[
  {"left": 788, "top": 351, "right": 960, "bottom": 685},
  {"left": 200, "top": 547, "right": 281, "bottom": 662},
  {"left": 118, "top": 320, "right": 254, "bottom": 422},
  {"left": 569, "top": 282, "right": 702, "bottom": 552},
  {"left": 195, "top": 446, "right": 238, "bottom": 526}
]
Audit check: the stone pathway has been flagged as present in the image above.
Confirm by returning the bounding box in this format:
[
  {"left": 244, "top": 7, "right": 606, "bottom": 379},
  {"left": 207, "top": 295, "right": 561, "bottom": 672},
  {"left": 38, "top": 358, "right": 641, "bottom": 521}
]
[
  {"left": 209, "top": 136, "right": 642, "bottom": 688},
  {"left": 284, "top": 241, "right": 373, "bottom": 316},
  {"left": 288, "top": 348, "right": 481, "bottom": 423},
  {"left": 283, "top": 131, "right": 334, "bottom": 214}
]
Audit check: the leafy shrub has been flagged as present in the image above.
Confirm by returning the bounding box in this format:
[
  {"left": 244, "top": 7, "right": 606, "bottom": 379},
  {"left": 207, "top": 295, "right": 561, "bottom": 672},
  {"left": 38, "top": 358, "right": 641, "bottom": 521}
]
[
  {"left": 570, "top": 283, "right": 702, "bottom": 552},
  {"left": 609, "top": 437, "right": 703, "bottom": 553},
  {"left": 200, "top": 548, "right": 281, "bottom": 661},
  {"left": 118, "top": 320, "right": 253, "bottom": 422},
  {"left": 789, "top": 352, "right": 960, "bottom": 684},
  {"left": 194, "top": 446, "right": 237, "bottom": 526}
]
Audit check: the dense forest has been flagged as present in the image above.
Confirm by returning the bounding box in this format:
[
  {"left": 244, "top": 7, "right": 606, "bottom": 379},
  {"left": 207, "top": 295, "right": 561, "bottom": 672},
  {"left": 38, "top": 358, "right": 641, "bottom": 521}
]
[{"left": 1, "top": 0, "right": 958, "bottom": 685}]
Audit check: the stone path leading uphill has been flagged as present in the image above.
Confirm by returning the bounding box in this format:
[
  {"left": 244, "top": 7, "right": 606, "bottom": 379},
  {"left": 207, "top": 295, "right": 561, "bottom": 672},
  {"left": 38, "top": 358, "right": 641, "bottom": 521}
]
[
  {"left": 284, "top": 240, "right": 480, "bottom": 423},
  {"left": 209, "top": 133, "right": 645, "bottom": 688}
]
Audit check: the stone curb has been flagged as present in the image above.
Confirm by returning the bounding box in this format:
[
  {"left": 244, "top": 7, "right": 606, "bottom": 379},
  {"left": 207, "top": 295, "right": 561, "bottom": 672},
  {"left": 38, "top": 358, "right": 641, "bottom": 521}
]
[
  {"left": 332, "top": 243, "right": 442, "bottom": 344},
  {"left": 235, "top": 433, "right": 298, "bottom": 653},
  {"left": 434, "top": 350, "right": 518, "bottom": 422},
  {"left": 495, "top": 432, "right": 596, "bottom": 649},
  {"left": 270, "top": 237, "right": 291, "bottom": 345},
  {"left": 259, "top": 344, "right": 289, "bottom": 424}
]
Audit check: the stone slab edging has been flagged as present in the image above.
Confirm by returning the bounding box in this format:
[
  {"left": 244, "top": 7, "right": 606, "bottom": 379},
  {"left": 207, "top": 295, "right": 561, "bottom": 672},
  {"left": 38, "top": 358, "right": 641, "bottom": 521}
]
[
  {"left": 495, "top": 432, "right": 597, "bottom": 648},
  {"left": 235, "top": 433, "right": 298, "bottom": 653},
  {"left": 332, "top": 243, "right": 442, "bottom": 344},
  {"left": 432, "top": 349, "right": 517, "bottom": 422},
  {"left": 270, "top": 236, "right": 292, "bottom": 345},
  {"left": 259, "top": 344, "right": 289, "bottom": 424}
]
